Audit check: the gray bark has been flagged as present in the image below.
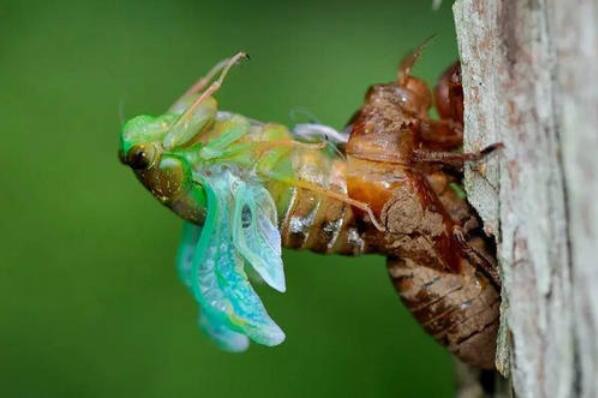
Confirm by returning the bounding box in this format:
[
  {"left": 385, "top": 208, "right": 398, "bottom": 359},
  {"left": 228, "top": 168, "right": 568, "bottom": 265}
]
[{"left": 453, "top": 0, "right": 598, "bottom": 397}]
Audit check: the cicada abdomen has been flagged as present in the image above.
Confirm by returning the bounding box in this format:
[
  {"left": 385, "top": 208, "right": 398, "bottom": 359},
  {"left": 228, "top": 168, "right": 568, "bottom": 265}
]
[{"left": 277, "top": 149, "right": 370, "bottom": 256}]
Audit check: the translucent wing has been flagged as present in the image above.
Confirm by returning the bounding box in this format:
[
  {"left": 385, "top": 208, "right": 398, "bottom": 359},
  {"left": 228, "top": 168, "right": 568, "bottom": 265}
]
[
  {"left": 232, "top": 180, "right": 286, "bottom": 292},
  {"left": 204, "top": 172, "right": 284, "bottom": 346},
  {"left": 176, "top": 217, "right": 249, "bottom": 351},
  {"left": 178, "top": 170, "right": 284, "bottom": 349},
  {"left": 292, "top": 123, "right": 349, "bottom": 145},
  {"left": 199, "top": 311, "right": 249, "bottom": 353},
  {"left": 175, "top": 221, "right": 202, "bottom": 289}
]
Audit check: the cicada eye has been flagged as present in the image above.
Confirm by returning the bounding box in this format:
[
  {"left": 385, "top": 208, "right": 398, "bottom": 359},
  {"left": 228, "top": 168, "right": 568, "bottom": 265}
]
[{"left": 126, "top": 145, "right": 156, "bottom": 170}]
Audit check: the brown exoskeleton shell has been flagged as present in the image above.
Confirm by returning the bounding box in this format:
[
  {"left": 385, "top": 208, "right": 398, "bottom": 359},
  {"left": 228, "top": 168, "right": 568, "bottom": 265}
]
[
  {"left": 276, "top": 55, "right": 500, "bottom": 368},
  {"left": 344, "top": 55, "right": 500, "bottom": 369},
  {"left": 275, "top": 54, "right": 500, "bottom": 368}
]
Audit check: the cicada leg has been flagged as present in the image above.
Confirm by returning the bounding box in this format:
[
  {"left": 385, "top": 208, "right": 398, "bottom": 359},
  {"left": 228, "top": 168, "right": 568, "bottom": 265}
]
[
  {"left": 397, "top": 35, "right": 436, "bottom": 86},
  {"left": 163, "top": 53, "right": 248, "bottom": 150},
  {"left": 453, "top": 225, "right": 501, "bottom": 289},
  {"left": 252, "top": 139, "right": 327, "bottom": 155},
  {"left": 434, "top": 61, "right": 464, "bottom": 128},
  {"left": 405, "top": 61, "right": 465, "bottom": 152},
  {"left": 173, "top": 52, "right": 247, "bottom": 127},
  {"left": 170, "top": 51, "right": 248, "bottom": 111},
  {"left": 418, "top": 119, "right": 463, "bottom": 151},
  {"left": 412, "top": 143, "right": 504, "bottom": 171}
]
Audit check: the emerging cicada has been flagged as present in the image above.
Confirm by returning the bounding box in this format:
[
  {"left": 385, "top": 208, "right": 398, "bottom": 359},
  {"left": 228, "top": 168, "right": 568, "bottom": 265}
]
[{"left": 119, "top": 49, "right": 500, "bottom": 368}]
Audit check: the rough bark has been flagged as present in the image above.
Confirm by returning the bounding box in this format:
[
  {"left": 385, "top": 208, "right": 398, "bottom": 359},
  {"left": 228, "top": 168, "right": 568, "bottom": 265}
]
[{"left": 453, "top": 0, "right": 597, "bottom": 397}]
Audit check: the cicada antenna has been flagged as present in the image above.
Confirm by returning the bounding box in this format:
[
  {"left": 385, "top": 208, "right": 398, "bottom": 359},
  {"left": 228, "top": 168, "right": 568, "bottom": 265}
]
[
  {"left": 397, "top": 34, "right": 437, "bottom": 85},
  {"left": 171, "top": 52, "right": 248, "bottom": 131}
]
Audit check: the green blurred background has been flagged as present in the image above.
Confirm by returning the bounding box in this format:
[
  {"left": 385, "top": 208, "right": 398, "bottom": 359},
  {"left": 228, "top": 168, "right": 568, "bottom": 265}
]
[{"left": 0, "top": 1, "right": 460, "bottom": 396}]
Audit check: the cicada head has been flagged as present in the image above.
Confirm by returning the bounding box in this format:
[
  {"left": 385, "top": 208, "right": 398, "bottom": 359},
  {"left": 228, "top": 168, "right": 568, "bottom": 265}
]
[{"left": 119, "top": 112, "right": 208, "bottom": 225}]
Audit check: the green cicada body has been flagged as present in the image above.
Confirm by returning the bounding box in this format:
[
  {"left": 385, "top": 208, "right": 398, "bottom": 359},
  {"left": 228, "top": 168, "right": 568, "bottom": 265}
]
[{"left": 119, "top": 53, "right": 378, "bottom": 350}]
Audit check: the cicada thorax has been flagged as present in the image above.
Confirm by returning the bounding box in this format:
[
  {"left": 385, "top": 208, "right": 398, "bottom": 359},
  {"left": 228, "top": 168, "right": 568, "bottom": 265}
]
[{"left": 344, "top": 66, "right": 500, "bottom": 369}]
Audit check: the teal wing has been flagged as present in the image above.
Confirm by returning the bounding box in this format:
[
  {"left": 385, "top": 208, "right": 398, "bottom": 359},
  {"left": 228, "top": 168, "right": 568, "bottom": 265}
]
[
  {"left": 175, "top": 221, "right": 201, "bottom": 289},
  {"left": 176, "top": 169, "right": 285, "bottom": 350},
  {"left": 232, "top": 179, "right": 286, "bottom": 292},
  {"left": 205, "top": 172, "right": 284, "bottom": 346},
  {"left": 198, "top": 311, "right": 249, "bottom": 353},
  {"left": 176, "top": 220, "right": 249, "bottom": 352}
]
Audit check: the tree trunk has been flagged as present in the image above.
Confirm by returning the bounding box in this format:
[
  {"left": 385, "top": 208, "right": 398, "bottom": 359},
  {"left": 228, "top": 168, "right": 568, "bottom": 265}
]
[{"left": 452, "top": 0, "right": 598, "bottom": 397}]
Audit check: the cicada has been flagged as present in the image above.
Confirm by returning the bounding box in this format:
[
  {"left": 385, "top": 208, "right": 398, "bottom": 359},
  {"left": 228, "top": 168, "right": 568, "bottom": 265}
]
[{"left": 119, "top": 49, "right": 500, "bottom": 368}]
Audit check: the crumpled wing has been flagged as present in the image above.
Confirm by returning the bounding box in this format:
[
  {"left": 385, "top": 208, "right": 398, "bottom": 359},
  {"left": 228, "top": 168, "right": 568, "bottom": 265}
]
[
  {"left": 199, "top": 311, "right": 249, "bottom": 353},
  {"left": 204, "top": 172, "right": 284, "bottom": 346},
  {"left": 175, "top": 221, "right": 202, "bottom": 290},
  {"left": 232, "top": 180, "right": 286, "bottom": 292},
  {"left": 176, "top": 220, "right": 249, "bottom": 352},
  {"left": 176, "top": 170, "right": 285, "bottom": 349}
]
